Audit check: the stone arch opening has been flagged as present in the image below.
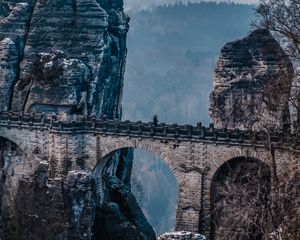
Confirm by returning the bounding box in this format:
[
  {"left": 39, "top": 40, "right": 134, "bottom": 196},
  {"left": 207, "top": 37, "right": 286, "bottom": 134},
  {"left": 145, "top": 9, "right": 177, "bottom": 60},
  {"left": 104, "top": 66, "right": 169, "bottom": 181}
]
[
  {"left": 0, "top": 136, "right": 31, "bottom": 187},
  {"left": 131, "top": 148, "right": 179, "bottom": 235},
  {"left": 0, "top": 131, "right": 29, "bottom": 158},
  {"left": 210, "top": 156, "right": 271, "bottom": 240},
  {"left": 92, "top": 147, "right": 179, "bottom": 238},
  {"left": 0, "top": 136, "right": 31, "bottom": 238}
]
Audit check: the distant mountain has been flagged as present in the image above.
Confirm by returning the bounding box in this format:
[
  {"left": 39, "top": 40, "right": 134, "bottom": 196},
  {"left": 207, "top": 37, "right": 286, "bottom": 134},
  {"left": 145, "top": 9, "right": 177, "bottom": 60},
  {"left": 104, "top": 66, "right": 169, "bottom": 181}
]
[
  {"left": 124, "top": 2, "right": 256, "bottom": 235},
  {"left": 123, "top": 2, "right": 255, "bottom": 125}
]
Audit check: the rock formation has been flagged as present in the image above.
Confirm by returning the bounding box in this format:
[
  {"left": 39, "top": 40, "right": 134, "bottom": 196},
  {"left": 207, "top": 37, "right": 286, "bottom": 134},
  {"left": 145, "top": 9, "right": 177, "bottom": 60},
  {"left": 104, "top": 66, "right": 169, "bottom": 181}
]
[
  {"left": 210, "top": 29, "right": 294, "bottom": 131},
  {"left": 158, "top": 231, "right": 206, "bottom": 240},
  {"left": 209, "top": 29, "right": 297, "bottom": 240},
  {"left": 0, "top": 0, "right": 128, "bottom": 119},
  {"left": 0, "top": 0, "right": 156, "bottom": 239}
]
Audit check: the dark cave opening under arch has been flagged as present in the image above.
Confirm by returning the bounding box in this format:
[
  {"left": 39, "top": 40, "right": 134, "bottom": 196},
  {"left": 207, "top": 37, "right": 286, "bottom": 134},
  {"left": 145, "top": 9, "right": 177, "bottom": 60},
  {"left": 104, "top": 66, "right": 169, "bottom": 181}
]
[{"left": 210, "top": 157, "right": 271, "bottom": 240}]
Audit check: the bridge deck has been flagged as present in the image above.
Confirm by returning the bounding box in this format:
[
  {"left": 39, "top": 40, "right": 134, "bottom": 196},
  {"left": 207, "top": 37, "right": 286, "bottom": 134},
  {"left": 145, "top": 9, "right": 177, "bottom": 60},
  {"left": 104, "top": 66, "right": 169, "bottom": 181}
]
[{"left": 0, "top": 112, "right": 296, "bottom": 147}]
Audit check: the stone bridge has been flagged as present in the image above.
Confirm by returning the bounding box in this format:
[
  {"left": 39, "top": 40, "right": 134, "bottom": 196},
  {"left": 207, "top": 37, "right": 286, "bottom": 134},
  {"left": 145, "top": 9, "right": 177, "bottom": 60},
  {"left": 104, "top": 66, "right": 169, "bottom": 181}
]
[{"left": 0, "top": 111, "right": 298, "bottom": 238}]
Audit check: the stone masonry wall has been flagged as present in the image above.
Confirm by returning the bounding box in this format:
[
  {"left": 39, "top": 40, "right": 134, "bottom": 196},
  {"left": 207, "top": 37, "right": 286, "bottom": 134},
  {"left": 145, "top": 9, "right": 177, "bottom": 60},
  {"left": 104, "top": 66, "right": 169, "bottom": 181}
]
[{"left": 0, "top": 121, "right": 298, "bottom": 237}]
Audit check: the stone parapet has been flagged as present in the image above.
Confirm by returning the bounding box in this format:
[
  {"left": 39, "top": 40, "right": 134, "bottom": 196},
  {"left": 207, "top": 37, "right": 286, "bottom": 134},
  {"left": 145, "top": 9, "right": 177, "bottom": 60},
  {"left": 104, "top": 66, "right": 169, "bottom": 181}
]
[{"left": 0, "top": 111, "right": 297, "bottom": 148}]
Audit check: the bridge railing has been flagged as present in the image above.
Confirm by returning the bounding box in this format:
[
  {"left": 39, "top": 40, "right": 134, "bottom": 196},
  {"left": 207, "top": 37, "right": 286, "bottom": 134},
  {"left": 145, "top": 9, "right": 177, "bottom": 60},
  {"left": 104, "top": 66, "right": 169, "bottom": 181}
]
[{"left": 0, "top": 111, "right": 298, "bottom": 146}]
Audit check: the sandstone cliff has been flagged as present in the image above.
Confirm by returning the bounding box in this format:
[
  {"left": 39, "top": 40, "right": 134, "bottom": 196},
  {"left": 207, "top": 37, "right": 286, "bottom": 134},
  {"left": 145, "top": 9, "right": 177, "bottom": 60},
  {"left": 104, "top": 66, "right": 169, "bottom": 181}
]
[
  {"left": 0, "top": 0, "right": 127, "bottom": 118},
  {"left": 210, "top": 29, "right": 294, "bottom": 131},
  {"left": 0, "top": 1, "right": 155, "bottom": 239}
]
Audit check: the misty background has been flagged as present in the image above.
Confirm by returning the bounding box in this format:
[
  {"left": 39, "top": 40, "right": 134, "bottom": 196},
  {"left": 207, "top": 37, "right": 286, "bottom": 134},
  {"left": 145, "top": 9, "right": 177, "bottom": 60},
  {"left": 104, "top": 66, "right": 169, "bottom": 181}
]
[
  {"left": 122, "top": 2, "right": 255, "bottom": 235},
  {"left": 123, "top": 0, "right": 258, "bottom": 11}
]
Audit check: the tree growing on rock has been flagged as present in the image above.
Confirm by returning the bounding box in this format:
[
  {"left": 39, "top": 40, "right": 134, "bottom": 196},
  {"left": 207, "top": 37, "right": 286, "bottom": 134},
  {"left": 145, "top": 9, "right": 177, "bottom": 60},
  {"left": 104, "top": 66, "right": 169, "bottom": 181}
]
[{"left": 254, "top": 0, "right": 300, "bottom": 131}]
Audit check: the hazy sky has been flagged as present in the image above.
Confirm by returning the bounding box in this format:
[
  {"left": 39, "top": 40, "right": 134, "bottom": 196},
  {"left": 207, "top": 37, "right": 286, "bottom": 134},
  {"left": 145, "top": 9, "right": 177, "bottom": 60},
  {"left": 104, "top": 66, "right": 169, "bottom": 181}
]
[{"left": 124, "top": 0, "right": 259, "bottom": 11}]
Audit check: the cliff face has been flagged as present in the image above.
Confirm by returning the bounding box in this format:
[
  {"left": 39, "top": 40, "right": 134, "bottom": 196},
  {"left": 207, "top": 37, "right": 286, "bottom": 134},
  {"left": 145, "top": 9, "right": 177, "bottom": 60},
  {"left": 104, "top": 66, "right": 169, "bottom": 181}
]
[
  {"left": 210, "top": 29, "right": 294, "bottom": 131},
  {"left": 0, "top": 0, "right": 127, "bottom": 119},
  {"left": 0, "top": 1, "right": 155, "bottom": 239}
]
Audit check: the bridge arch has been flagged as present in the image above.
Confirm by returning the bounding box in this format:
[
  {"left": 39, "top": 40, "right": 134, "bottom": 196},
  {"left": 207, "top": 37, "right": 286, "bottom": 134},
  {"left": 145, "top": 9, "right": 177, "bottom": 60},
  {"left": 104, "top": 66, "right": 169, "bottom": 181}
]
[
  {"left": 0, "top": 129, "right": 41, "bottom": 170},
  {"left": 98, "top": 139, "right": 182, "bottom": 182},
  {"left": 0, "top": 133, "right": 44, "bottom": 237},
  {"left": 0, "top": 130, "right": 31, "bottom": 158},
  {"left": 209, "top": 156, "right": 272, "bottom": 240},
  {"left": 207, "top": 148, "right": 271, "bottom": 181},
  {"left": 92, "top": 144, "right": 180, "bottom": 235}
]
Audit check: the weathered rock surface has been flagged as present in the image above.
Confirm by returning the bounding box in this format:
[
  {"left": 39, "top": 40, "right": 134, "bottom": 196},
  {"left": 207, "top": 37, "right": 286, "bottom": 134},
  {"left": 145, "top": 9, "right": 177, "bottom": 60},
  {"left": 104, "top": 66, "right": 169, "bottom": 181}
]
[
  {"left": 0, "top": 0, "right": 128, "bottom": 119},
  {"left": 0, "top": 0, "right": 156, "bottom": 239},
  {"left": 0, "top": 38, "right": 19, "bottom": 111},
  {"left": 158, "top": 231, "right": 206, "bottom": 240},
  {"left": 210, "top": 29, "right": 294, "bottom": 131},
  {"left": 94, "top": 175, "right": 156, "bottom": 240},
  {"left": 23, "top": 50, "right": 91, "bottom": 114}
]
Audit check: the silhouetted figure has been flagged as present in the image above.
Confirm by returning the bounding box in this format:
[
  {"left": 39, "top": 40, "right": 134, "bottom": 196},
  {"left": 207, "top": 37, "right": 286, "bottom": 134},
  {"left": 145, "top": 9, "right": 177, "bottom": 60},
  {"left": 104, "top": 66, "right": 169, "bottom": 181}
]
[{"left": 153, "top": 114, "right": 158, "bottom": 126}]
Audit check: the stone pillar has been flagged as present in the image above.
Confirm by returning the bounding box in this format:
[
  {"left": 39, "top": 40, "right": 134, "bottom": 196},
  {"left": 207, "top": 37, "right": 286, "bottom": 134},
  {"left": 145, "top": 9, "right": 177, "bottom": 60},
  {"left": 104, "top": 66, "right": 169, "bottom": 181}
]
[
  {"left": 201, "top": 173, "right": 213, "bottom": 239},
  {"left": 175, "top": 171, "right": 202, "bottom": 233}
]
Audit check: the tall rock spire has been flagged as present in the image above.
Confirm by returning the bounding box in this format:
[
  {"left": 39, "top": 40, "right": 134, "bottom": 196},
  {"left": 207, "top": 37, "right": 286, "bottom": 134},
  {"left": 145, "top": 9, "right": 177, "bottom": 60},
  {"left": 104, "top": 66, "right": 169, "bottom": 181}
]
[{"left": 210, "top": 29, "right": 294, "bottom": 131}]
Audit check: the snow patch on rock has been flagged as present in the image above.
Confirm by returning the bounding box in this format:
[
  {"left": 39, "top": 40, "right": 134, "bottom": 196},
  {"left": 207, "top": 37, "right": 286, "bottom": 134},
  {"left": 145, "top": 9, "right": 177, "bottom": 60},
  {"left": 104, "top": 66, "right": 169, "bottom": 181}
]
[{"left": 158, "top": 231, "right": 206, "bottom": 240}]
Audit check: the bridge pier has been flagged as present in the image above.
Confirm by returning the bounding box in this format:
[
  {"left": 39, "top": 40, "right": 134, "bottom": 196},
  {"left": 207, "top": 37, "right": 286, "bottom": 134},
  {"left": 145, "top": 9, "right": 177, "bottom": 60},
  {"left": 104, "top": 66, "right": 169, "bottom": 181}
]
[
  {"left": 201, "top": 174, "right": 213, "bottom": 238},
  {"left": 175, "top": 171, "right": 202, "bottom": 233}
]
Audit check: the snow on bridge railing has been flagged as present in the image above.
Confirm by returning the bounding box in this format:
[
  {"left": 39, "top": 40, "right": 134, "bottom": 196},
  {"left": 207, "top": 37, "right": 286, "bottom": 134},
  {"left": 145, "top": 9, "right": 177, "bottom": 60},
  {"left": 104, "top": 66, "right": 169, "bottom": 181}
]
[{"left": 0, "top": 111, "right": 297, "bottom": 146}]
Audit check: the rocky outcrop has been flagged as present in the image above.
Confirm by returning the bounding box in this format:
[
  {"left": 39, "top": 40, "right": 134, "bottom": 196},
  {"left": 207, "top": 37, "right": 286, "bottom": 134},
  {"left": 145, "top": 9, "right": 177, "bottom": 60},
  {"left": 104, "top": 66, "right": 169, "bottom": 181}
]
[
  {"left": 22, "top": 50, "right": 91, "bottom": 114},
  {"left": 0, "top": 1, "right": 156, "bottom": 239},
  {"left": 94, "top": 174, "right": 156, "bottom": 240},
  {"left": 158, "top": 231, "right": 206, "bottom": 240},
  {"left": 0, "top": 38, "right": 19, "bottom": 111},
  {"left": 210, "top": 29, "right": 294, "bottom": 131},
  {"left": 0, "top": 0, "right": 129, "bottom": 119}
]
